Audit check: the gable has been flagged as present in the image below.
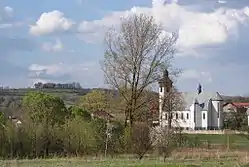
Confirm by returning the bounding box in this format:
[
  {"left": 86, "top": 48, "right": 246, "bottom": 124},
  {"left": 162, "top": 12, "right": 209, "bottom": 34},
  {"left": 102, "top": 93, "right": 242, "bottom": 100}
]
[{"left": 181, "top": 92, "right": 223, "bottom": 110}]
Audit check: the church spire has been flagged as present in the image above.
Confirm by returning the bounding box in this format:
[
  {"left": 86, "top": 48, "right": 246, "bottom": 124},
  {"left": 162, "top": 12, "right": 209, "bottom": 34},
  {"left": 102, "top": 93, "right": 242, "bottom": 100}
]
[
  {"left": 158, "top": 69, "right": 172, "bottom": 92},
  {"left": 197, "top": 83, "right": 202, "bottom": 95},
  {"left": 163, "top": 69, "right": 169, "bottom": 79}
]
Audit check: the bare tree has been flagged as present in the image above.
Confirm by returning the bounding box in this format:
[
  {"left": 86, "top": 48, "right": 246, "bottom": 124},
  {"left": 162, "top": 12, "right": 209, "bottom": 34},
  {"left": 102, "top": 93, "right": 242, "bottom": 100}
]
[
  {"left": 102, "top": 13, "right": 178, "bottom": 127},
  {"left": 162, "top": 87, "right": 185, "bottom": 128},
  {"left": 152, "top": 86, "right": 185, "bottom": 162}
]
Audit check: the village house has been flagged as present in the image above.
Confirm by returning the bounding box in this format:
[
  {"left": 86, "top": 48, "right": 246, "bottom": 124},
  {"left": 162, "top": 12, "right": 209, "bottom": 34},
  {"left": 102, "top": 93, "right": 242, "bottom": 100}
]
[
  {"left": 223, "top": 102, "right": 249, "bottom": 113},
  {"left": 91, "top": 109, "right": 114, "bottom": 121}
]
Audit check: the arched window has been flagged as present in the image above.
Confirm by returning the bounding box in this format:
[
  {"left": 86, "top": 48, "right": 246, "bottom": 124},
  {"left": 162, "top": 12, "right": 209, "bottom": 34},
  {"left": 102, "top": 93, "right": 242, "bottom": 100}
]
[{"left": 203, "top": 113, "right": 206, "bottom": 119}]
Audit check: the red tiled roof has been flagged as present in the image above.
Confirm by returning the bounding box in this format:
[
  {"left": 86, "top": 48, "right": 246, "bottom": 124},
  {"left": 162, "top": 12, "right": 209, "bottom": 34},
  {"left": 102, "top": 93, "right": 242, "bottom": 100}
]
[
  {"left": 232, "top": 102, "right": 249, "bottom": 108},
  {"left": 224, "top": 102, "right": 249, "bottom": 108},
  {"left": 92, "top": 110, "right": 114, "bottom": 119}
]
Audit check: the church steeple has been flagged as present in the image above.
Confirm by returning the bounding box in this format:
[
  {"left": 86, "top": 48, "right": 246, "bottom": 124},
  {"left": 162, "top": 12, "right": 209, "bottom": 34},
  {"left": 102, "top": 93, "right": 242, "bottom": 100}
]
[
  {"left": 158, "top": 69, "right": 173, "bottom": 127},
  {"left": 163, "top": 69, "right": 169, "bottom": 79},
  {"left": 158, "top": 69, "right": 173, "bottom": 92}
]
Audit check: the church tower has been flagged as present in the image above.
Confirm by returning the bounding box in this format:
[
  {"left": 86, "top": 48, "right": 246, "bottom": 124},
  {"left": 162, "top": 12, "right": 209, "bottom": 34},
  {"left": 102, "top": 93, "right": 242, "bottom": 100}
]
[
  {"left": 211, "top": 92, "right": 224, "bottom": 129},
  {"left": 158, "top": 69, "right": 173, "bottom": 127}
]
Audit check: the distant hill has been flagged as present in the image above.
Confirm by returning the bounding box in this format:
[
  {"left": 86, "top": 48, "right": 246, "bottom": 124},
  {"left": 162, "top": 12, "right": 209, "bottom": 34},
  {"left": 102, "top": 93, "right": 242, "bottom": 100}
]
[
  {"left": 1, "top": 88, "right": 249, "bottom": 112},
  {"left": 0, "top": 88, "right": 108, "bottom": 110},
  {"left": 221, "top": 95, "right": 249, "bottom": 103}
]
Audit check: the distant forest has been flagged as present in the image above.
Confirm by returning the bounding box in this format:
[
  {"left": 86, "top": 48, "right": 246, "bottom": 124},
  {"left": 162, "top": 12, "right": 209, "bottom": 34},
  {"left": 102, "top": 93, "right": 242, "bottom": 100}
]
[{"left": 34, "top": 82, "right": 82, "bottom": 89}]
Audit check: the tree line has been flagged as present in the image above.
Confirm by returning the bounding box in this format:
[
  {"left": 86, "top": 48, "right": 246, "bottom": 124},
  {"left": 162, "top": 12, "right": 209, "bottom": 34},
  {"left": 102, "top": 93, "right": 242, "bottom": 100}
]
[
  {"left": 0, "top": 90, "right": 180, "bottom": 159},
  {"left": 0, "top": 90, "right": 213, "bottom": 160},
  {"left": 34, "top": 82, "right": 82, "bottom": 89}
]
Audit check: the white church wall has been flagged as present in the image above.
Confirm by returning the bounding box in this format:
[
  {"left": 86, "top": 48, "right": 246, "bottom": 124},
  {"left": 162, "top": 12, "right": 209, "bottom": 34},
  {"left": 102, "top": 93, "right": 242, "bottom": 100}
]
[
  {"left": 195, "top": 105, "right": 202, "bottom": 129},
  {"left": 210, "top": 101, "right": 218, "bottom": 129},
  {"left": 207, "top": 100, "right": 212, "bottom": 129},
  {"left": 158, "top": 86, "right": 164, "bottom": 126},
  {"left": 189, "top": 103, "right": 196, "bottom": 130},
  {"left": 211, "top": 100, "right": 222, "bottom": 129},
  {"left": 202, "top": 110, "right": 208, "bottom": 129},
  {"left": 161, "top": 111, "right": 191, "bottom": 129},
  {"left": 158, "top": 78, "right": 225, "bottom": 130}
]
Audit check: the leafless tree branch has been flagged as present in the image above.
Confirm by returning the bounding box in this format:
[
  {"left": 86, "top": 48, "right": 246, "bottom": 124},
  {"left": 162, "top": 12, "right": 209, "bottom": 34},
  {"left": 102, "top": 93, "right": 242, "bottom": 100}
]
[{"left": 102, "top": 13, "right": 180, "bottom": 126}]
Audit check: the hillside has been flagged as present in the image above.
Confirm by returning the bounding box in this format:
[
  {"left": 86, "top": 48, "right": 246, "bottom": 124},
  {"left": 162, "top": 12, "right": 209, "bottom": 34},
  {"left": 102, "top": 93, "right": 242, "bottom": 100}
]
[
  {"left": 0, "top": 88, "right": 96, "bottom": 110},
  {"left": 1, "top": 88, "right": 249, "bottom": 112},
  {"left": 221, "top": 95, "right": 249, "bottom": 102}
]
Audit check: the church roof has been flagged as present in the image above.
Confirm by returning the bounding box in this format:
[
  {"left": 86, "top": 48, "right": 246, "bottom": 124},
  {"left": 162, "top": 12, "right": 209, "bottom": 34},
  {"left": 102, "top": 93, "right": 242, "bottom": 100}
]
[{"left": 181, "top": 92, "right": 224, "bottom": 110}]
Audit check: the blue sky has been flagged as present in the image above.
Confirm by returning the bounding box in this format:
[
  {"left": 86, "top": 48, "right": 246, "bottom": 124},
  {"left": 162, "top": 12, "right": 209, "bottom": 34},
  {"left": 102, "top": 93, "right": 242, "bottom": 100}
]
[{"left": 0, "top": 0, "right": 249, "bottom": 95}]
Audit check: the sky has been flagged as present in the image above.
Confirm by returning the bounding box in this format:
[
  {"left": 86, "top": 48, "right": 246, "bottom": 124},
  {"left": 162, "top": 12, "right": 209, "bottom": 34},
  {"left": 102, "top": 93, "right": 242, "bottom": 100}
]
[{"left": 0, "top": 0, "right": 249, "bottom": 95}]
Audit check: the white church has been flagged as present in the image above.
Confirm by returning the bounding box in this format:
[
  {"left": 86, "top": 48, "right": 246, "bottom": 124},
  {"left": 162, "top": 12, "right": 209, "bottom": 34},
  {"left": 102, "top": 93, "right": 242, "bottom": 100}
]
[{"left": 158, "top": 70, "right": 224, "bottom": 130}]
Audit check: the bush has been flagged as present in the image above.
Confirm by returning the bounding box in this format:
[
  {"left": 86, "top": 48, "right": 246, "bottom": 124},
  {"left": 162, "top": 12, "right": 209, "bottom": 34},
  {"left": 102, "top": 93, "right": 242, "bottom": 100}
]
[
  {"left": 68, "top": 106, "right": 91, "bottom": 121},
  {"left": 107, "top": 121, "right": 125, "bottom": 154},
  {"left": 61, "top": 117, "right": 97, "bottom": 156},
  {"left": 122, "top": 123, "right": 151, "bottom": 160}
]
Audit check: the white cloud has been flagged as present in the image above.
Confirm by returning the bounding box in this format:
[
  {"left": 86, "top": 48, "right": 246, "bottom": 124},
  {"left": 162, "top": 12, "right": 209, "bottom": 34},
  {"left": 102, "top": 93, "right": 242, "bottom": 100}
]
[
  {"left": 28, "top": 62, "right": 97, "bottom": 78},
  {"left": 77, "top": 2, "right": 249, "bottom": 51},
  {"left": 28, "top": 62, "right": 104, "bottom": 88},
  {"left": 3, "top": 6, "right": 13, "bottom": 17},
  {"left": 181, "top": 69, "right": 212, "bottom": 83},
  {"left": 29, "top": 10, "right": 74, "bottom": 36},
  {"left": 77, "top": 10, "right": 131, "bottom": 43},
  {"left": 152, "top": 0, "right": 178, "bottom": 6},
  {"left": 0, "top": 6, "right": 14, "bottom": 22},
  {"left": 218, "top": 0, "right": 226, "bottom": 4},
  {"left": 29, "top": 63, "right": 73, "bottom": 77},
  {"left": 75, "top": 1, "right": 249, "bottom": 93},
  {"left": 42, "top": 38, "right": 63, "bottom": 52}
]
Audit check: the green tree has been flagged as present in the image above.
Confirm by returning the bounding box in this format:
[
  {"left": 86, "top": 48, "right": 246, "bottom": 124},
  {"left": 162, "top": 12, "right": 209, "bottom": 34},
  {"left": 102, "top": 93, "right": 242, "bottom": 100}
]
[
  {"left": 22, "top": 91, "right": 68, "bottom": 157},
  {"left": 223, "top": 111, "right": 248, "bottom": 130},
  {"left": 0, "top": 112, "right": 4, "bottom": 126},
  {"left": 0, "top": 112, "right": 5, "bottom": 157},
  {"left": 22, "top": 91, "right": 68, "bottom": 126},
  {"left": 62, "top": 117, "right": 97, "bottom": 156},
  {"left": 68, "top": 106, "right": 91, "bottom": 121},
  {"left": 79, "top": 90, "right": 109, "bottom": 112}
]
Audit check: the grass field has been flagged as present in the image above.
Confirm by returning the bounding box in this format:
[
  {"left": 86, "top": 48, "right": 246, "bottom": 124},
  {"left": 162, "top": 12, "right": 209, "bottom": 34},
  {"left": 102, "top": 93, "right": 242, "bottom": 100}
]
[
  {"left": 0, "top": 134, "right": 249, "bottom": 166},
  {"left": 185, "top": 134, "right": 249, "bottom": 149},
  {"left": 0, "top": 157, "right": 248, "bottom": 167},
  {"left": 1, "top": 149, "right": 249, "bottom": 167}
]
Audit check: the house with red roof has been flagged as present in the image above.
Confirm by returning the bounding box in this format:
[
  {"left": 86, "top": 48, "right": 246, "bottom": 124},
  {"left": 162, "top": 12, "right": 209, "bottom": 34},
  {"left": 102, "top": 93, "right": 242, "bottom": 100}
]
[
  {"left": 223, "top": 102, "right": 249, "bottom": 113},
  {"left": 91, "top": 109, "right": 114, "bottom": 121}
]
